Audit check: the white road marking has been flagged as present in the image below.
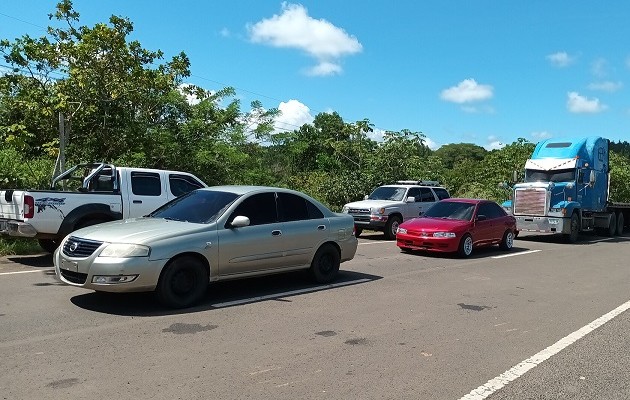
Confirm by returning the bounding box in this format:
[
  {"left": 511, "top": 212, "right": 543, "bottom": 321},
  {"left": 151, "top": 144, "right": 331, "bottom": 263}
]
[
  {"left": 459, "top": 298, "right": 630, "bottom": 400},
  {"left": 211, "top": 278, "right": 372, "bottom": 308},
  {"left": 0, "top": 269, "right": 49, "bottom": 276},
  {"left": 491, "top": 250, "right": 541, "bottom": 259},
  {"left": 359, "top": 241, "right": 394, "bottom": 245}
]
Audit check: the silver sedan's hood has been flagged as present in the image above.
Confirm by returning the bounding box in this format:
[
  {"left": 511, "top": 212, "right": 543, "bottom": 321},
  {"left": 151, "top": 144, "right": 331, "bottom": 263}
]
[{"left": 70, "top": 218, "right": 212, "bottom": 244}]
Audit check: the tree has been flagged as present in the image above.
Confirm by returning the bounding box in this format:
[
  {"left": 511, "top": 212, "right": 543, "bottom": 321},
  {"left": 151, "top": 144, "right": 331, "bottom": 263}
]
[{"left": 433, "top": 143, "right": 487, "bottom": 169}]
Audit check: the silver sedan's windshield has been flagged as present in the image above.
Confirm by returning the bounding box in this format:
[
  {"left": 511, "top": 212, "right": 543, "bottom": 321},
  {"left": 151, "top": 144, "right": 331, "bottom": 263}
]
[
  {"left": 149, "top": 190, "right": 239, "bottom": 223},
  {"left": 368, "top": 186, "right": 407, "bottom": 201}
]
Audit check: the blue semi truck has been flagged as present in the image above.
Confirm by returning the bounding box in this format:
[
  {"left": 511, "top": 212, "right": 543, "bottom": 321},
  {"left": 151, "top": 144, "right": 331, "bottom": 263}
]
[{"left": 505, "top": 136, "right": 629, "bottom": 243}]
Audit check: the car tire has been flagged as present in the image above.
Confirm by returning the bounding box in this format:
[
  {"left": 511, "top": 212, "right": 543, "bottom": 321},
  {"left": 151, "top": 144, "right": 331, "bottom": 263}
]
[
  {"left": 607, "top": 212, "right": 617, "bottom": 237},
  {"left": 310, "top": 244, "right": 340, "bottom": 284},
  {"left": 38, "top": 238, "right": 61, "bottom": 253},
  {"left": 564, "top": 212, "right": 579, "bottom": 243},
  {"left": 156, "top": 256, "right": 208, "bottom": 308},
  {"left": 355, "top": 228, "right": 362, "bottom": 238},
  {"left": 458, "top": 234, "right": 473, "bottom": 258},
  {"left": 499, "top": 230, "right": 514, "bottom": 250},
  {"left": 616, "top": 211, "right": 624, "bottom": 236},
  {"left": 384, "top": 216, "right": 401, "bottom": 240}
]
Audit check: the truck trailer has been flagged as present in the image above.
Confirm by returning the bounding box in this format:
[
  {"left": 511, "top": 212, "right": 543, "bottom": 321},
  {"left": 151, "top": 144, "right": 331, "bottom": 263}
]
[{"left": 506, "top": 136, "right": 629, "bottom": 242}]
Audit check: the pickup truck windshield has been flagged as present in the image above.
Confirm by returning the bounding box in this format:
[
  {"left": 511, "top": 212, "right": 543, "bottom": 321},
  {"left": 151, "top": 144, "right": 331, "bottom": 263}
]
[
  {"left": 149, "top": 190, "right": 239, "bottom": 223},
  {"left": 368, "top": 186, "right": 407, "bottom": 201},
  {"left": 525, "top": 168, "right": 575, "bottom": 183}
]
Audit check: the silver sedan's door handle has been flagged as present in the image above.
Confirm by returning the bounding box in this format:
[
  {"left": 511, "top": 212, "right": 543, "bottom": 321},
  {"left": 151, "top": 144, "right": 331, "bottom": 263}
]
[
  {"left": 272, "top": 230, "right": 282, "bottom": 236},
  {"left": 317, "top": 225, "right": 326, "bottom": 230}
]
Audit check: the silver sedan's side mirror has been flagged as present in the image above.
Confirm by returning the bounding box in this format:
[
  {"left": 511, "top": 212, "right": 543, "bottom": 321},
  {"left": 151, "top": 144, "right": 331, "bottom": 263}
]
[{"left": 230, "top": 215, "right": 250, "bottom": 228}]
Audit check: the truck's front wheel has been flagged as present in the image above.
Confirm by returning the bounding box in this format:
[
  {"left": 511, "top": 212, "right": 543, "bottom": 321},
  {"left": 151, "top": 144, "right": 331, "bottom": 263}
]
[
  {"left": 565, "top": 213, "right": 579, "bottom": 243},
  {"left": 38, "top": 239, "right": 60, "bottom": 253}
]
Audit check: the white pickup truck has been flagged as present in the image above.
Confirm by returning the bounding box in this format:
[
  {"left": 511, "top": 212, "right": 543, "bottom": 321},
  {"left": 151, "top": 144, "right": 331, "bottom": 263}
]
[{"left": 0, "top": 163, "right": 206, "bottom": 252}]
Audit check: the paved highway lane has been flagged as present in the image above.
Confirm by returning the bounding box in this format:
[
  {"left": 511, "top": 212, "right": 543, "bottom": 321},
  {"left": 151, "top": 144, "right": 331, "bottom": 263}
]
[{"left": 0, "top": 232, "right": 629, "bottom": 399}]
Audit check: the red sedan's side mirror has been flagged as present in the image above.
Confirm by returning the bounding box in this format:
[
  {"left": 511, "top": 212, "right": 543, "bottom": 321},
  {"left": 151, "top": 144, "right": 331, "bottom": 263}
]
[{"left": 476, "top": 215, "right": 487, "bottom": 221}]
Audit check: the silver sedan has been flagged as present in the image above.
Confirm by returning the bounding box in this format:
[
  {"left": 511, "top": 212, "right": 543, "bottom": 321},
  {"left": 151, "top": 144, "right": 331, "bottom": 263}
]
[{"left": 54, "top": 186, "right": 358, "bottom": 308}]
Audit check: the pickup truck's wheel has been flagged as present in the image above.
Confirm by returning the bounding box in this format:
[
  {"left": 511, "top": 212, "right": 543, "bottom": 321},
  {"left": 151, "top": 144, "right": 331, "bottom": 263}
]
[
  {"left": 38, "top": 239, "right": 60, "bottom": 253},
  {"left": 499, "top": 230, "right": 514, "bottom": 250},
  {"left": 384, "top": 216, "right": 401, "bottom": 240},
  {"left": 310, "top": 244, "right": 340, "bottom": 284},
  {"left": 458, "top": 234, "right": 473, "bottom": 257},
  {"left": 156, "top": 256, "right": 208, "bottom": 308},
  {"left": 616, "top": 212, "right": 625, "bottom": 236}
]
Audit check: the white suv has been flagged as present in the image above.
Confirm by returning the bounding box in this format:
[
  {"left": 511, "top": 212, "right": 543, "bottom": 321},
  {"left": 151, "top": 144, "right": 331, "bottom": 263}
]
[{"left": 342, "top": 181, "right": 450, "bottom": 239}]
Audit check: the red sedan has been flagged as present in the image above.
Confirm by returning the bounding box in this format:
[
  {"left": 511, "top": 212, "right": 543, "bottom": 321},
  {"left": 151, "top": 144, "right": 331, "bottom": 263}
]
[{"left": 396, "top": 198, "right": 517, "bottom": 257}]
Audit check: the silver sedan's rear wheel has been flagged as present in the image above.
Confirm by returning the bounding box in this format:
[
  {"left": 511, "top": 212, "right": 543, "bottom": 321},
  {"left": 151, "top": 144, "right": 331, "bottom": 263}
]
[{"left": 310, "top": 244, "right": 340, "bottom": 283}]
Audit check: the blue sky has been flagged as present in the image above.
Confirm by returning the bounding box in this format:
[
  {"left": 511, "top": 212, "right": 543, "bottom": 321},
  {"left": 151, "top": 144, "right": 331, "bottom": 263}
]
[{"left": 1, "top": 1, "right": 630, "bottom": 150}]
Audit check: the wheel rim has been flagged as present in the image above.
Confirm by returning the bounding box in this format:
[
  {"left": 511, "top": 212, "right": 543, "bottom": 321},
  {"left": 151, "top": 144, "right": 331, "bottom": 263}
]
[
  {"left": 464, "top": 236, "right": 473, "bottom": 255},
  {"left": 506, "top": 232, "right": 514, "bottom": 248},
  {"left": 171, "top": 268, "right": 196, "bottom": 295},
  {"left": 318, "top": 253, "right": 334, "bottom": 274},
  {"left": 391, "top": 220, "right": 400, "bottom": 237}
]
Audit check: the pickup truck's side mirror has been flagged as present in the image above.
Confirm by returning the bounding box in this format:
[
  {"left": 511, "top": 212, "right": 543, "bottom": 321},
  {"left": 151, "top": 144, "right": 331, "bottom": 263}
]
[
  {"left": 230, "top": 215, "right": 250, "bottom": 228},
  {"left": 364, "top": 195, "right": 369, "bottom": 200},
  {"left": 405, "top": 196, "right": 415, "bottom": 203}
]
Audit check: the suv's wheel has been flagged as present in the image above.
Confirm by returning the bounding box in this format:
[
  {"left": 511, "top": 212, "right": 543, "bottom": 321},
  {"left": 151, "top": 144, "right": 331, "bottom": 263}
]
[
  {"left": 355, "top": 228, "right": 363, "bottom": 238},
  {"left": 384, "top": 216, "right": 401, "bottom": 240}
]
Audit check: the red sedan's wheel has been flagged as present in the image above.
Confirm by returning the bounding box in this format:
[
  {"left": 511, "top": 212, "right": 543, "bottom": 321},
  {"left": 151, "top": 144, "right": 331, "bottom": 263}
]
[
  {"left": 458, "top": 234, "right": 473, "bottom": 258},
  {"left": 499, "top": 230, "right": 514, "bottom": 250}
]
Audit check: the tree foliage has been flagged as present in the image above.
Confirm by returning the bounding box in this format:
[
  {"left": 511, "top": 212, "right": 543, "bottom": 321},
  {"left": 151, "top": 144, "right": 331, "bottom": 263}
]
[{"left": 1, "top": 1, "right": 630, "bottom": 212}]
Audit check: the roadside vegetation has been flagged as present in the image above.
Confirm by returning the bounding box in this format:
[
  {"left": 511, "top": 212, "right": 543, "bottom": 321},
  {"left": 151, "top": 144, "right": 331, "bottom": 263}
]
[{"left": 1, "top": 1, "right": 630, "bottom": 256}]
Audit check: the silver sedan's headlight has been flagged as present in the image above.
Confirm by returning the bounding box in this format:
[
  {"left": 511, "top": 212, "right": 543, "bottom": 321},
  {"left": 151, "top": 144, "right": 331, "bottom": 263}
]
[
  {"left": 99, "top": 243, "right": 150, "bottom": 258},
  {"left": 432, "top": 232, "right": 456, "bottom": 238}
]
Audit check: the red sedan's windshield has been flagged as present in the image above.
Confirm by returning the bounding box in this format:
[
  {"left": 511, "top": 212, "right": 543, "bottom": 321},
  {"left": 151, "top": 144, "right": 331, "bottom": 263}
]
[{"left": 423, "top": 201, "right": 475, "bottom": 221}]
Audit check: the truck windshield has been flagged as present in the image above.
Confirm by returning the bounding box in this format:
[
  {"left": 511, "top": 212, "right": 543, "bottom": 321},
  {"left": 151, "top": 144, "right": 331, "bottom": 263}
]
[
  {"left": 525, "top": 168, "right": 576, "bottom": 183},
  {"left": 148, "top": 190, "right": 239, "bottom": 223},
  {"left": 368, "top": 186, "right": 407, "bottom": 201}
]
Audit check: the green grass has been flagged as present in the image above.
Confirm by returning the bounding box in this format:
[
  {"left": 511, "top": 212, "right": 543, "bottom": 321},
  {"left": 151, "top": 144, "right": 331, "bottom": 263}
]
[{"left": 0, "top": 237, "right": 43, "bottom": 256}]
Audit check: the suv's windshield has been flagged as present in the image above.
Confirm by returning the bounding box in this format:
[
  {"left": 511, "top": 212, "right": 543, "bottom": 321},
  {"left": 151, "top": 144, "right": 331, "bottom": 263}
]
[
  {"left": 149, "top": 190, "right": 239, "bottom": 223},
  {"left": 525, "top": 168, "right": 576, "bottom": 183},
  {"left": 368, "top": 186, "right": 407, "bottom": 201},
  {"left": 424, "top": 201, "right": 475, "bottom": 221}
]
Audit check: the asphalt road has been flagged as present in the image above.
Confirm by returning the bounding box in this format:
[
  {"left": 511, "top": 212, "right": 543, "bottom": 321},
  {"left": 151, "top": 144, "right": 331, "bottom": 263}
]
[{"left": 1, "top": 231, "right": 629, "bottom": 400}]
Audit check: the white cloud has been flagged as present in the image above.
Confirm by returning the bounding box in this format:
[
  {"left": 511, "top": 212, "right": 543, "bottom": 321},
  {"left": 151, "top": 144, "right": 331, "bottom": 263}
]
[
  {"left": 273, "top": 99, "right": 314, "bottom": 132},
  {"left": 587, "top": 81, "right": 623, "bottom": 92},
  {"left": 440, "top": 79, "right": 494, "bottom": 104},
  {"left": 461, "top": 105, "right": 496, "bottom": 114},
  {"left": 423, "top": 137, "right": 439, "bottom": 150},
  {"left": 531, "top": 131, "right": 552, "bottom": 140},
  {"left": 485, "top": 135, "right": 504, "bottom": 150},
  {"left": 248, "top": 3, "right": 362, "bottom": 76},
  {"left": 591, "top": 58, "right": 608, "bottom": 78},
  {"left": 546, "top": 51, "right": 575, "bottom": 68},
  {"left": 566, "top": 91, "right": 607, "bottom": 113},
  {"left": 219, "top": 28, "right": 230, "bottom": 37}
]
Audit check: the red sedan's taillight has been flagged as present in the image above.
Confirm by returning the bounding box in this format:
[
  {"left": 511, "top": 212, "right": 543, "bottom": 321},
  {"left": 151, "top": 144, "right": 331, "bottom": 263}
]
[{"left": 24, "top": 195, "right": 35, "bottom": 219}]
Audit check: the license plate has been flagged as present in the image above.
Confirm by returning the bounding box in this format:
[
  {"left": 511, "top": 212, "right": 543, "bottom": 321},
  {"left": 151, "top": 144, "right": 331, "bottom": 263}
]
[{"left": 60, "top": 257, "right": 78, "bottom": 272}]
